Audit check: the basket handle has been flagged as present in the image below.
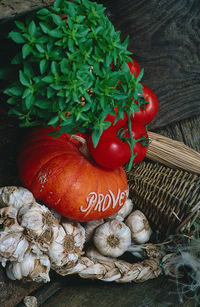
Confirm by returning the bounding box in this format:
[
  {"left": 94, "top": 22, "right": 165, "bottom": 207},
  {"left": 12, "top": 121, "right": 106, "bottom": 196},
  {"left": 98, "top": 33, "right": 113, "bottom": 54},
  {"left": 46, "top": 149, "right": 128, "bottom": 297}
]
[{"left": 146, "top": 132, "right": 200, "bottom": 174}]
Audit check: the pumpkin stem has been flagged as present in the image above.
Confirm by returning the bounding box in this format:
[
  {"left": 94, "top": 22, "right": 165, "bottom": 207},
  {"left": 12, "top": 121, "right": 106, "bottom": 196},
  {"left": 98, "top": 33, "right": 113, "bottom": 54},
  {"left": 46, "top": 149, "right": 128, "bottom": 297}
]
[{"left": 69, "top": 135, "right": 91, "bottom": 159}]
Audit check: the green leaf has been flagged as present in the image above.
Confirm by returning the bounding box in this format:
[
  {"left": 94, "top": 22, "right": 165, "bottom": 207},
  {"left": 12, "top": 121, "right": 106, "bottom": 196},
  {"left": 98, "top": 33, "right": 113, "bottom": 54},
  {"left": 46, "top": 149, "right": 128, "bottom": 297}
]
[
  {"left": 15, "top": 21, "right": 26, "bottom": 31},
  {"left": 8, "top": 31, "right": 26, "bottom": 44},
  {"left": 52, "top": 14, "right": 63, "bottom": 26},
  {"left": 22, "top": 88, "right": 32, "bottom": 98},
  {"left": 53, "top": 0, "right": 64, "bottom": 9},
  {"left": 8, "top": 108, "right": 23, "bottom": 116},
  {"left": 42, "top": 75, "right": 54, "bottom": 83},
  {"left": 35, "top": 100, "right": 51, "bottom": 109},
  {"left": 47, "top": 87, "right": 55, "bottom": 99},
  {"left": 60, "top": 58, "right": 69, "bottom": 74},
  {"left": 39, "top": 22, "right": 50, "bottom": 34},
  {"left": 40, "top": 59, "right": 48, "bottom": 74},
  {"left": 5, "top": 86, "right": 23, "bottom": 96},
  {"left": 51, "top": 61, "right": 59, "bottom": 76},
  {"left": 25, "top": 94, "right": 34, "bottom": 109},
  {"left": 136, "top": 68, "right": 144, "bottom": 82},
  {"left": 24, "top": 62, "right": 34, "bottom": 79},
  {"left": 49, "top": 29, "right": 63, "bottom": 38},
  {"left": 37, "top": 8, "right": 50, "bottom": 16},
  {"left": 48, "top": 115, "right": 60, "bottom": 125},
  {"left": 28, "top": 21, "right": 37, "bottom": 37},
  {"left": 19, "top": 70, "right": 30, "bottom": 86},
  {"left": 36, "top": 44, "right": 45, "bottom": 53},
  {"left": 91, "top": 129, "right": 102, "bottom": 148},
  {"left": 22, "top": 44, "right": 32, "bottom": 58},
  {"left": 7, "top": 97, "right": 19, "bottom": 105}
]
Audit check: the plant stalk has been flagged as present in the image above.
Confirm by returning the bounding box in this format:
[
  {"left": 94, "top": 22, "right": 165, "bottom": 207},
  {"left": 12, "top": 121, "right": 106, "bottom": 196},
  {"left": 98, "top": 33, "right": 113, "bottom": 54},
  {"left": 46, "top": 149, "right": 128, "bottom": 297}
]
[{"left": 126, "top": 112, "right": 137, "bottom": 171}]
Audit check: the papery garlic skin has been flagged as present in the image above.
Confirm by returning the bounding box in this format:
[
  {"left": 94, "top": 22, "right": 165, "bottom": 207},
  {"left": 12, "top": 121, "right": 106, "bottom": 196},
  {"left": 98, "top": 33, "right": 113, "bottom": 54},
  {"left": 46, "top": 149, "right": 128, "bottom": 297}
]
[
  {"left": 48, "top": 220, "right": 85, "bottom": 269},
  {"left": 0, "top": 232, "right": 29, "bottom": 266},
  {"left": 125, "top": 210, "right": 152, "bottom": 244},
  {"left": 86, "top": 245, "right": 116, "bottom": 262},
  {"left": 93, "top": 219, "right": 131, "bottom": 257},
  {"left": 0, "top": 186, "right": 35, "bottom": 209},
  {"left": 106, "top": 199, "right": 134, "bottom": 221},
  {"left": 19, "top": 203, "right": 59, "bottom": 252},
  {"left": 84, "top": 219, "right": 104, "bottom": 242},
  {"left": 6, "top": 251, "right": 50, "bottom": 283}
]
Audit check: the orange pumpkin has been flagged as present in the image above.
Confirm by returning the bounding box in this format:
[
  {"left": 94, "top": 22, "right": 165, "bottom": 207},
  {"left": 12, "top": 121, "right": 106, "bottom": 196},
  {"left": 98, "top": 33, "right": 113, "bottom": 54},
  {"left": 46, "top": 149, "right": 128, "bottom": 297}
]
[{"left": 18, "top": 127, "right": 129, "bottom": 221}]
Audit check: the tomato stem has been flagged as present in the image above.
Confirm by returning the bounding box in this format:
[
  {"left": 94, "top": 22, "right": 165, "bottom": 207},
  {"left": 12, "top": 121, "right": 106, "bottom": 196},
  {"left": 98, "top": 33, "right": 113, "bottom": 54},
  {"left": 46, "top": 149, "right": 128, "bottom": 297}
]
[{"left": 126, "top": 112, "right": 137, "bottom": 171}]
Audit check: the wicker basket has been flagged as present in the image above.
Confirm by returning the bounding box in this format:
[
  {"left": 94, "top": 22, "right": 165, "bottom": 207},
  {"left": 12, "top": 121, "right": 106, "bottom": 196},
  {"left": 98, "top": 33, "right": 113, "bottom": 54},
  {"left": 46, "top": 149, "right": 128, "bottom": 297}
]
[{"left": 127, "top": 161, "right": 200, "bottom": 237}]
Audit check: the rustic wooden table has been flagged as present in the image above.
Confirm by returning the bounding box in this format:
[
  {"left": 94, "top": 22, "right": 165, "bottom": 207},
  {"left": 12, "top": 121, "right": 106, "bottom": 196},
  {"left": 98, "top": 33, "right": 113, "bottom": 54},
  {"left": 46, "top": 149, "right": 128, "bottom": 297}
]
[{"left": 0, "top": 0, "right": 199, "bottom": 306}]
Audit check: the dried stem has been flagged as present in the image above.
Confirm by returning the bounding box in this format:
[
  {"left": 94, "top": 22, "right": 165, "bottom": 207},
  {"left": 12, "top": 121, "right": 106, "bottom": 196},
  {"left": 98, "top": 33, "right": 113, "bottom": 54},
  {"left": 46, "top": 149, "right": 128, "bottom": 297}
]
[{"left": 147, "top": 132, "right": 200, "bottom": 174}]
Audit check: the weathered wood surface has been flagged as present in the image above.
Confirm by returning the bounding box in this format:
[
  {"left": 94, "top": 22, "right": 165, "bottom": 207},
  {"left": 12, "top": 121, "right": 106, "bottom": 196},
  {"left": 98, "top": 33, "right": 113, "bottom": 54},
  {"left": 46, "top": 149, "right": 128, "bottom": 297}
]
[
  {"left": 0, "top": 0, "right": 54, "bottom": 24},
  {"left": 0, "top": 267, "right": 40, "bottom": 307},
  {"left": 0, "top": 0, "right": 200, "bottom": 130}
]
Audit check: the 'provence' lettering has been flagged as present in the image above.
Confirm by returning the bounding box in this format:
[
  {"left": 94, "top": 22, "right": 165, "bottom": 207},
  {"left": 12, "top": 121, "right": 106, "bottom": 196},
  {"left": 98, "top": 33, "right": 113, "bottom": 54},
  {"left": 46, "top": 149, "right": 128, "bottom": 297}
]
[{"left": 80, "top": 189, "right": 129, "bottom": 215}]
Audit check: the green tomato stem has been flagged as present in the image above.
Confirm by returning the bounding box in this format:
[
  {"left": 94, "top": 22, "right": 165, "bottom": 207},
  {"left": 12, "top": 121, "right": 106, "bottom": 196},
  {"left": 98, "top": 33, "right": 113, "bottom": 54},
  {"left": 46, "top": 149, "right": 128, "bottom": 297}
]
[{"left": 126, "top": 112, "right": 137, "bottom": 172}]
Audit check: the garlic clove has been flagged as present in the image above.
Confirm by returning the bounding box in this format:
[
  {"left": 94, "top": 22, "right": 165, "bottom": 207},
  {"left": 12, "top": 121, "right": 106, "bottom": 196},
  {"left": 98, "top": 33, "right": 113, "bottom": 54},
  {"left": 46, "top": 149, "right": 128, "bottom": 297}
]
[
  {"left": 6, "top": 251, "right": 51, "bottom": 283},
  {"left": 62, "top": 219, "right": 85, "bottom": 251},
  {"left": 48, "top": 220, "right": 85, "bottom": 269},
  {"left": 83, "top": 219, "right": 104, "bottom": 243},
  {"left": 0, "top": 232, "right": 29, "bottom": 265},
  {"left": 0, "top": 186, "right": 35, "bottom": 209},
  {"left": 19, "top": 202, "right": 59, "bottom": 252},
  {"left": 106, "top": 199, "right": 134, "bottom": 222},
  {"left": 125, "top": 210, "right": 152, "bottom": 244},
  {"left": 93, "top": 219, "right": 131, "bottom": 258}
]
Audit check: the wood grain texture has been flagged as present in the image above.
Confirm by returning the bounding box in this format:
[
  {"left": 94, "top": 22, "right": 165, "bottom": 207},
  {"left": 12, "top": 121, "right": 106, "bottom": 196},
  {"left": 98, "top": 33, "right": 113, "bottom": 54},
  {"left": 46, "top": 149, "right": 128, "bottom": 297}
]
[
  {"left": 100, "top": 0, "right": 200, "bottom": 129},
  {"left": 0, "top": 267, "right": 40, "bottom": 307},
  {"left": 155, "top": 115, "right": 200, "bottom": 152},
  {"left": 0, "top": 0, "right": 54, "bottom": 24}
]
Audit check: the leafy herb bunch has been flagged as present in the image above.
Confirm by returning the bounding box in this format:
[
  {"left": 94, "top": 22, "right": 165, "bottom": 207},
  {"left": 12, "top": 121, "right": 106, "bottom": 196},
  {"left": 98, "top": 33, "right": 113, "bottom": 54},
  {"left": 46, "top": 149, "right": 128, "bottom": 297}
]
[{"left": 4, "top": 0, "right": 144, "bottom": 146}]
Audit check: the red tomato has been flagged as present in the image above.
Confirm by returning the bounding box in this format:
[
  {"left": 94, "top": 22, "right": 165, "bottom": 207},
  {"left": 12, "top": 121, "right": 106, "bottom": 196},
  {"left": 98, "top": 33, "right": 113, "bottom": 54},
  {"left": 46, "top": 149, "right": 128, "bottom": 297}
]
[
  {"left": 127, "top": 58, "right": 141, "bottom": 78},
  {"left": 132, "top": 85, "right": 159, "bottom": 125},
  {"left": 88, "top": 128, "right": 131, "bottom": 169}
]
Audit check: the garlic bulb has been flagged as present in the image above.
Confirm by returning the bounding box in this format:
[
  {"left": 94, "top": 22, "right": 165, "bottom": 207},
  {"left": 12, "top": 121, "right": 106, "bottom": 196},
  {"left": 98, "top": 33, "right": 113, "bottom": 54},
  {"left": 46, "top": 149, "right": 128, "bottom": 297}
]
[
  {"left": 84, "top": 219, "right": 104, "bottom": 242},
  {"left": 106, "top": 199, "right": 134, "bottom": 221},
  {"left": 0, "top": 186, "right": 35, "bottom": 209},
  {"left": 19, "top": 202, "right": 59, "bottom": 252},
  {"left": 6, "top": 251, "right": 50, "bottom": 283},
  {"left": 0, "top": 232, "right": 29, "bottom": 266},
  {"left": 48, "top": 219, "right": 85, "bottom": 269},
  {"left": 125, "top": 210, "right": 152, "bottom": 244},
  {"left": 93, "top": 219, "right": 131, "bottom": 257}
]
